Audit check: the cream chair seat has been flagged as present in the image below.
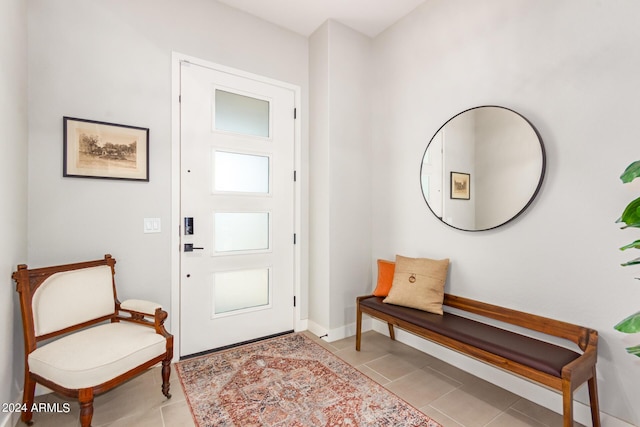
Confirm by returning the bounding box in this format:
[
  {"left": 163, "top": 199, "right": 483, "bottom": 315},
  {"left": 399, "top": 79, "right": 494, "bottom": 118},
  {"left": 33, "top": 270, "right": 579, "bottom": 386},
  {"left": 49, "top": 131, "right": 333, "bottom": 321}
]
[
  {"left": 13, "top": 254, "right": 173, "bottom": 427},
  {"left": 29, "top": 322, "right": 167, "bottom": 390}
]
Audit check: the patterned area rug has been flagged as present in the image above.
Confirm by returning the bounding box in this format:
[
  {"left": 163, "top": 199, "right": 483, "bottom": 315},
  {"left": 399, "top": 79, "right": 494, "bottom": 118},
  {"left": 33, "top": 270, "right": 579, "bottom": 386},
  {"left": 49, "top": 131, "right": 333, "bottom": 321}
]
[{"left": 176, "top": 333, "right": 442, "bottom": 427}]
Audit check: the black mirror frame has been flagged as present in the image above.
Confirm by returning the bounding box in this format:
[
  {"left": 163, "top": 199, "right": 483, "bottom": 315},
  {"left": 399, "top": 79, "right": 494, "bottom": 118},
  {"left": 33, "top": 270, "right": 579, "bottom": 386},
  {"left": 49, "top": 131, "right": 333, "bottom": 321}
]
[{"left": 420, "top": 105, "right": 547, "bottom": 232}]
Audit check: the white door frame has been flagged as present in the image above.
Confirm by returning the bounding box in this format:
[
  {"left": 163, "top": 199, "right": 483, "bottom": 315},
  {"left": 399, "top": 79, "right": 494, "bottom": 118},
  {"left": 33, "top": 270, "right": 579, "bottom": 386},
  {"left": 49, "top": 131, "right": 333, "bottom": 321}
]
[{"left": 170, "top": 52, "right": 303, "bottom": 360}]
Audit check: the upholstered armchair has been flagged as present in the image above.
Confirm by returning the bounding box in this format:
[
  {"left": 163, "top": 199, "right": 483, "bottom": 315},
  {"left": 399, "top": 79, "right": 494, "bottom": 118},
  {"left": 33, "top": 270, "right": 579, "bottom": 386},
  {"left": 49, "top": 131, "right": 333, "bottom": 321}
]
[{"left": 12, "top": 254, "right": 173, "bottom": 427}]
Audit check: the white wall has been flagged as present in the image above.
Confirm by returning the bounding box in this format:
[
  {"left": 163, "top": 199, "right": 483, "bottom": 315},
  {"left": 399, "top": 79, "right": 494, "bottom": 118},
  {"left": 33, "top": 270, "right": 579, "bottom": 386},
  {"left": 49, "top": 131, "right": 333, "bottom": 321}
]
[
  {"left": 0, "top": 0, "right": 28, "bottom": 425},
  {"left": 372, "top": 0, "right": 640, "bottom": 425},
  {"left": 27, "top": 0, "right": 309, "bottom": 325},
  {"left": 308, "top": 20, "right": 373, "bottom": 337},
  {"left": 328, "top": 22, "right": 373, "bottom": 331},
  {"left": 308, "top": 22, "right": 331, "bottom": 332}
]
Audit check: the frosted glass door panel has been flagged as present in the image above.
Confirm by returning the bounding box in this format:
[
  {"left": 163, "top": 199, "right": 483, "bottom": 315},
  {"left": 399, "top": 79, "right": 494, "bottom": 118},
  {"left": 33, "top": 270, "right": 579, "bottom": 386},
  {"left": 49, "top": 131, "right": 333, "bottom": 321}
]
[
  {"left": 215, "top": 90, "right": 270, "bottom": 137},
  {"left": 213, "top": 151, "right": 269, "bottom": 193},
  {"left": 213, "top": 268, "right": 270, "bottom": 315},
  {"left": 214, "top": 212, "right": 269, "bottom": 253}
]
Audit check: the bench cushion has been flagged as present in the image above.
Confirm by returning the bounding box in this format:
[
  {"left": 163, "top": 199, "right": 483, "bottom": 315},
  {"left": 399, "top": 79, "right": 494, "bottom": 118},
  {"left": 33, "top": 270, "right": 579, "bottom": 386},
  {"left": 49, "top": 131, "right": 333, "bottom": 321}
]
[
  {"left": 360, "top": 296, "right": 579, "bottom": 377},
  {"left": 29, "top": 322, "right": 167, "bottom": 389}
]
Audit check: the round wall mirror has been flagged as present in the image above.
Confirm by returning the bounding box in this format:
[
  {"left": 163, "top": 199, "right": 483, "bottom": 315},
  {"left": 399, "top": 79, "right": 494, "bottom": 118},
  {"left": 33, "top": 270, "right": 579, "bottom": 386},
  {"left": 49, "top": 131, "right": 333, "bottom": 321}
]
[{"left": 420, "top": 106, "right": 546, "bottom": 231}]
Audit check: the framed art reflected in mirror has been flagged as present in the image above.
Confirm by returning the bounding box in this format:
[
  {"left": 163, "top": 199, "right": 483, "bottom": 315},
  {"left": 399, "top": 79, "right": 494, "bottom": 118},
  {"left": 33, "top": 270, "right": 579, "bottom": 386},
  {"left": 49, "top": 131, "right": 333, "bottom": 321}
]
[{"left": 450, "top": 172, "right": 470, "bottom": 200}]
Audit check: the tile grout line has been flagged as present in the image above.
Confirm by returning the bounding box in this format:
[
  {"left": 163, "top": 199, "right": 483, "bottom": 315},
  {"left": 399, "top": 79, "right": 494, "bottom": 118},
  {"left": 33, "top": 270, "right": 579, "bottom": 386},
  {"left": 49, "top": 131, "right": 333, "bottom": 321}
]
[
  {"left": 507, "top": 401, "right": 554, "bottom": 427},
  {"left": 426, "top": 385, "right": 464, "bottom": 423},
  {"left": 359, "top": 362, "right": 395, "bottom": 384},
  {"left": 160, "top": 404, "right": 167, "bottom": 427},
  {"left": 421, "top": 365, "right": 465, "bottom": 388}
]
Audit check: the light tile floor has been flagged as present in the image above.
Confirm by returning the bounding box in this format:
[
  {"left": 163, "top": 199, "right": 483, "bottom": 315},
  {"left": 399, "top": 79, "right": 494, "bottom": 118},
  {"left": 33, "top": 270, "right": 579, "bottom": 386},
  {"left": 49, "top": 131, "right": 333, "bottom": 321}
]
[{"left": 18, "top": 330, "right": 583, "bottom": 427}]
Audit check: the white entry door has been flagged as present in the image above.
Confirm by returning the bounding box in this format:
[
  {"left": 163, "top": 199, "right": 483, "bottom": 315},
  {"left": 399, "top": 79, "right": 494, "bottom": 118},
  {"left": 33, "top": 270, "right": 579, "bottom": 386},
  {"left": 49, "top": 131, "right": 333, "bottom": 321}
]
[{"left": 179, "top": 61, "right": 296, "bottom": 357}]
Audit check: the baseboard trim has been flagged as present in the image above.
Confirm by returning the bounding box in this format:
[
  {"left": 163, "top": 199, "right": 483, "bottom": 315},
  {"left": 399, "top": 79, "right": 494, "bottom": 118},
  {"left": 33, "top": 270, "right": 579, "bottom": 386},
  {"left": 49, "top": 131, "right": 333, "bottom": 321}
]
[
  {"left": 305, "top": 320, "right": 327, "bottom": 340},
  {"left": 305, "top": 318, "right": 372, "bottom": 342},
  {"left": 295, "top": 318, "right": 308, "bottom": 332}
]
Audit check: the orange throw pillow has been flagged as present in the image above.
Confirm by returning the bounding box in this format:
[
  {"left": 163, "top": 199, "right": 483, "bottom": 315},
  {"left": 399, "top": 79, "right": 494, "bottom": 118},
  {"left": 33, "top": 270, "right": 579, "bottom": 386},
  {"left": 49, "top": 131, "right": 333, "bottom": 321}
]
[{"left": 372, "top": 259, "right": 395, "bottom": 297}]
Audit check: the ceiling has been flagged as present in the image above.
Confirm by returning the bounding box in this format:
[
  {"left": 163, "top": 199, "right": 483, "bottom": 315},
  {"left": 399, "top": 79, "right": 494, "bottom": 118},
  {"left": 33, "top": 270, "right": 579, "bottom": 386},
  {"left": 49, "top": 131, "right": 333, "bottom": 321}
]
[{"left": 217, "top": 0, "right": 428, "bottom": 38}]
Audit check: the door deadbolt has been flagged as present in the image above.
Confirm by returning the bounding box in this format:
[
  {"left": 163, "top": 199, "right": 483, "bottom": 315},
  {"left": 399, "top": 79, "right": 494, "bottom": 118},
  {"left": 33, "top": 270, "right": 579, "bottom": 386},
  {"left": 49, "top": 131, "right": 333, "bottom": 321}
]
[{"left": 184, "top": 217, "right": 194, "bottom": 235}]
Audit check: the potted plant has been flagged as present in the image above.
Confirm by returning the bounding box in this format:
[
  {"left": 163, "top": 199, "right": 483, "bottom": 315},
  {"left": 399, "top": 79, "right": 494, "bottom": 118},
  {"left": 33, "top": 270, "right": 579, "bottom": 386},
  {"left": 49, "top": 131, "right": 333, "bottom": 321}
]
[{"left": 615, "top": 160, "right": 640, "bottom": 357}]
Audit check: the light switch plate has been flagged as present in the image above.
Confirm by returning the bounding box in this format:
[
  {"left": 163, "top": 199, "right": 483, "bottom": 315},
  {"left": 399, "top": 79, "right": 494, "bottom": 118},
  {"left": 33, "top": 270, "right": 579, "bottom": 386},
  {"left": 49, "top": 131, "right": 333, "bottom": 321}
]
[{"left": 143, "top": 218, "right": 161, "bottom": 233}]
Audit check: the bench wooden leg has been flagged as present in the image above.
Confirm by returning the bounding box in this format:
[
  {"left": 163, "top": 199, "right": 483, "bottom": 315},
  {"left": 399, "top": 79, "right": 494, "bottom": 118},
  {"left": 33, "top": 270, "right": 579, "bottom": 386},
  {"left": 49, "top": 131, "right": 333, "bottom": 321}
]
[
  {"left": 388, "top": 323, "right": 395, "bottom": 341},
  {"left": 588, "top": 368, "right": 601, "bottom": 427},
  {"left": 79, "top": 388, "right": 94, "bottom": 427},
  {"left": 356, "top": 306, "right": 362, "bottom": 351},
  {"left": 561, "top": 380, "right": 573, "bottom": 427}
]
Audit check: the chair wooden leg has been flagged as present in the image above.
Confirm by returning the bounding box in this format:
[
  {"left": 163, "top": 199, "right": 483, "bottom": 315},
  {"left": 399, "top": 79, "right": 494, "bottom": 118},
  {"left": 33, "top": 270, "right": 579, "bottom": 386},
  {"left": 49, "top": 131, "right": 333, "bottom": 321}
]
[
  {"left": 162, "top": 358, "right": 172, "bottom": 399},
  {"left": 355, "top": 305, "right": 362, "bottom": 351},
  {"left": 588, "top": 368, "right": 601, "bottom": 427},
  {"left": 562, "top": 380, "right": 573, "bottom": 427},
  {"left": 388, "top": 323, "right": 395, "bottom": 341},
  {"left": 78, "top": 388, "right": 94, "bottom": 427},
  {"left": 21, "top": 373, "right": 35, "bottom": 425}
]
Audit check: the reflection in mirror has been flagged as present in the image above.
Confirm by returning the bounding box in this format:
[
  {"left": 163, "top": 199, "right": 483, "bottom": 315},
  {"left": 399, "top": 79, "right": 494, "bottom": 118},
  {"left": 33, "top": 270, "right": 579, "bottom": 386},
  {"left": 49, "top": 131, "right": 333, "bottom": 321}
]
[{"left": 421, "top": 106, "right": 545, "bottom": 231}]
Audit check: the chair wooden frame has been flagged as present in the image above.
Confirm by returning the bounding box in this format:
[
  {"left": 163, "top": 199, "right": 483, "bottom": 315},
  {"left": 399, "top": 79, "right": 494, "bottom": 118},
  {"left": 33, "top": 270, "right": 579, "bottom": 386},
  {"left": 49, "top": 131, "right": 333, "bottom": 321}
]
[{"left": 13, "top": 254, "right": 174, "bottom": 427}]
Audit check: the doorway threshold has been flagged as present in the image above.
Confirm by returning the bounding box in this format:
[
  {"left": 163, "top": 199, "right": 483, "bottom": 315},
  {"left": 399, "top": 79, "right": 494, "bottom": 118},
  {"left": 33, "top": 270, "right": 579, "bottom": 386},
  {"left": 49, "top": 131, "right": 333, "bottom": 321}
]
[{"left": 179, "top": 330, "right": 295, "bottom": 360}]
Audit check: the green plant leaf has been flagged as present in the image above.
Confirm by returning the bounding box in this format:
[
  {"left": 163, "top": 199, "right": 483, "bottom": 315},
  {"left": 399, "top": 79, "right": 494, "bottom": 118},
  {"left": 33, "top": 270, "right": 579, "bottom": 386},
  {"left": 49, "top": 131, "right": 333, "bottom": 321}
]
[
  {"left": 620, "top": 240, "right": 640, "bottom": 251},
  {"left": 619, "top": 222, "right": 640, "bottom": 229},
  {"left": 615, "top": 311, "right": 640, "bottom": 333},
  {"left": 626, "top": 344, "right": 640, "bottom": 357},
  {"left": 614, "top": 217, "right": 640, "bottom": 227},
  {"left": 620, "top": 196, "right": 640, "bottom": 227},
  {"left": 621, "top": 257, "right": 640, "bottom": 267},
  {"left": 620, "top": 160, "right": 640, "bottom": 183}
]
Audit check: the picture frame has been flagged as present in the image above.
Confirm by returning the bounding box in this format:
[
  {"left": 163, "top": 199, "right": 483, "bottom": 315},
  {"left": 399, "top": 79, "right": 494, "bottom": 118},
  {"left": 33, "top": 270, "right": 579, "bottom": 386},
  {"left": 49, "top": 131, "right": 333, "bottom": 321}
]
[
  {"left": 450, "top": 172, "right": 470, "bottom": 200},
  {"left": 63, "top": 116, "right": 149, "bottom": 181}
]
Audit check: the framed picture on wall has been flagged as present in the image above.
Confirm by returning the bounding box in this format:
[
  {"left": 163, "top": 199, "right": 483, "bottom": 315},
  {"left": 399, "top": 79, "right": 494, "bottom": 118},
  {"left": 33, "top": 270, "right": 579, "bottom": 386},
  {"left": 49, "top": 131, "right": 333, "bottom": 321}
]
[
  {"left": 450, "top": 172, "right": 470, "bottom": 200},
  {"left": 63, "top": 117, "right": 149, "bottom": 181}
]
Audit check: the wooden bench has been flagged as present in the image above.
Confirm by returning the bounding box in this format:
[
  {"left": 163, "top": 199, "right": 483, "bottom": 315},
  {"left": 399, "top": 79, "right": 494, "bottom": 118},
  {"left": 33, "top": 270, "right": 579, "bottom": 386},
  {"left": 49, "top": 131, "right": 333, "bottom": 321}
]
[{"left": 356, "top": 294, "right": 600, "bottom": 427}]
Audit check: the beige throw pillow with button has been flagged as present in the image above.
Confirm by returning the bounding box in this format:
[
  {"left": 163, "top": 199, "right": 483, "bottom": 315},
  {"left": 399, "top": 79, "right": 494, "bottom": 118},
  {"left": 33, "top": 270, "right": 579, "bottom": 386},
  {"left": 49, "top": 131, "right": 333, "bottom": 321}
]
[{"left": 383, "top": 255, "right": 449, "bottom": 315}]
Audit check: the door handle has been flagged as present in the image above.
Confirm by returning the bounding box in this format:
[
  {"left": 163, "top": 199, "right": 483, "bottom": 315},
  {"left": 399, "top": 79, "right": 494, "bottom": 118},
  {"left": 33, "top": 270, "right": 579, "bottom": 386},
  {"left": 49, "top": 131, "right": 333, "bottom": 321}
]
[{"left": 184, "top": 243, "right": 204, "bottom": 252}]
